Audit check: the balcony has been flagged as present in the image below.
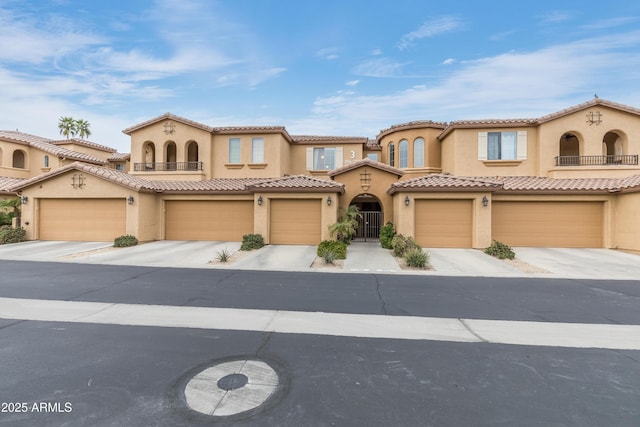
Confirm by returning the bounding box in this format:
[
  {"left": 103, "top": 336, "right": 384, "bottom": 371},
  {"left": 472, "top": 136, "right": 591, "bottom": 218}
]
[
  {"left": 555, "top": 155, "right": 638, "bottom": 167},
  {"left": 133, "top": 162, "right": 203, "bottom": 172}
]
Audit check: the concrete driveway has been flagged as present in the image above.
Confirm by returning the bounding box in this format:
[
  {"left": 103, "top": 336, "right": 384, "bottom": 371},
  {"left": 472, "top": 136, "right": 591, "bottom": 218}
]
[{"left": 0, "top": 241, "right": 638, "bottom": 279}]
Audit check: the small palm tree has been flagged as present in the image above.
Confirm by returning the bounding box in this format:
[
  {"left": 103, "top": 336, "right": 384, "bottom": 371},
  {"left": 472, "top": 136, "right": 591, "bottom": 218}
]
[
  {"left": 75, "top": 119, "right": 91, "bottom": 140},
  {"left": 58, "top": 116, "right": 77, "bottom": 139},
  {"left": 0, "top": 197, "right": 21, "bottom": 225},
  {"left": 329, "top": 205, "right": 362, "bottom": 243}
]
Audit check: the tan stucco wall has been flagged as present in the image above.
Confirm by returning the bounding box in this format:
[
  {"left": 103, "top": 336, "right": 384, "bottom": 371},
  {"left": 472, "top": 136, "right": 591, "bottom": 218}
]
[
  {"left": 289, "top": 143, "right": 364, "bottom": 177},
  {"left": 252, "top": 192, "right": 338, "bottom": 243},
  {"left": 211, "top": 133, "right": 288, "bottom": 178},
  {"left": 492, "top": 193, "right": 615, "bottom": 248},
  {"left": 0, "top": 141, "right": 62, "bottom": 179},
  {"left": 439, "top": 127, "right": 538, "bottom": 177},
  {"left": 537, "top": 106, "right": 640, "bottom": 177},
  {"left": 613, "top": 192, "right": 640, "bottom": 251},
  {"left": 18, "top": 170, "right": 144, "bottom": 240},
  {"left": 394, "top": 192, "right": 492, "bottom": 248},
  {"left": 129, "top": 121, "right": 214, "bottom": 179},
  {"left": 332, "top": 166, "right": 399, "bottom": 226},
  {"left": 378, "top": 127, "right": 442, "bottom": 173}
]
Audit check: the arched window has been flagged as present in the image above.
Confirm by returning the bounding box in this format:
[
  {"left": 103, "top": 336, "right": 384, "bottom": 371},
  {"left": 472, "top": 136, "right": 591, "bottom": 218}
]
[
  {"left": 12, "top": 150, "right": 25, "bottom": 169},
  {"left": 142, "top": 142, "right": 156, "bottom": 170},
  {"left": 388, "top": 143, "right": 395, "bottom": 167},
  {"left": 413, "top": 138, "right": 424, "bottom": 168},
  {"left": 187, "top": 141, "right": 199, "bottom": 170},
  {"left": 399, "top": 139, "right": 408, "bottom": 168},
  {"left": 43, "top": 155, "right": 49, "bottom": 168}
]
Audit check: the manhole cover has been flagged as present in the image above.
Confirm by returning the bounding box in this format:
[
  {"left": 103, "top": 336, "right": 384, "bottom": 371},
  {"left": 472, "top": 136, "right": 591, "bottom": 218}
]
[{"left": 183, "top": 359, "right": 280, "bottom": 417}]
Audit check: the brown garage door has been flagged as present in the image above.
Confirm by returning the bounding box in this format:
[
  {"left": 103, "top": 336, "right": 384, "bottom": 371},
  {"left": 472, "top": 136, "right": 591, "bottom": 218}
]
[
  {"left": 165, "top": 200, "right": 253, "bottom": 241},
  {"left": 39, "top": 198, "right": 126, "bottom": 241},
  {"left": 270, "top": 199, "right": 321, "bottom": 245},
  {"left": 492, "top": 201, "right": 603, "bottom": 247},
  {"left": 415, "top": 199, "right": 473, "bottom": 248}
]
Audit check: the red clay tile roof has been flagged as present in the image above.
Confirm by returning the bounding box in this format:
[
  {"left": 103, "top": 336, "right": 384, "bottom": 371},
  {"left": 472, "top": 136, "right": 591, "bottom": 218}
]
[
  {"left": 389, "top": 173, "right": 640, "bottom": 194},
  {"left": 153, "top": 178, "right": 270, "bottom": 193},
  {"left": 365, "top": 139, "right": 381, "bottom": 151},
  {"left": 50, "top": 138, "right": 117, "bottom": 153},
  {"left": 0, "top": 130, "right": 108, "bottom": 165},
  {"left": 376, "top": 120, "right": 447, "bottom": 140},
  {"left": 109, "top": 152, "right": 131, "bottom": 161},
  {"left": 438, "top": 119, "right": 537, "bottom": 139},
  {"left": 291, "top": 135, "right": 369, "bottom": 144},
  {"left": 389, "top": 174, "right": 502, "bottom": 194},
  {"left": 0, "top": 177, "right": 23, "bottom": 194},
  {"left": 537, "top": 98, "right": 640, "bottom": 124},
  {"left": 246, "top": 175, "right": 345, "bottom": 193},
  {"left": 122, "top": 113, "right": 216, "bottom": 134},
  {"left": 329, "top": 158, "right": 404, "bottom": 177}
]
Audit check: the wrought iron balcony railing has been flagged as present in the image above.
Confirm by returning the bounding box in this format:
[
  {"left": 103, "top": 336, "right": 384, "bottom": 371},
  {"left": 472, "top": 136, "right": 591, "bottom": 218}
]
[
  {"left": 555, "top": 155, "right": 638, "bottom": 166},
  {"left": 133, "top": 162, "right": 203, "bottom": 172}
]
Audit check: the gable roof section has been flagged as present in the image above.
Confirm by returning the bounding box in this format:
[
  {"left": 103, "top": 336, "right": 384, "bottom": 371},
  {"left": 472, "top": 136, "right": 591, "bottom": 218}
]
[
  {"left": 388, "top": 173, "right": 640, "bottom": 194},
  {"left": 122, "top": 113, "right": 215, "bottom": 135},
  {"left": 537, "top": 98, "right": 640, "bottom": 124},
  {"left": 246, "top": 175, "right": 345, "bottom": 193},
  {"left": 50, "top": 138, "right": 117, "bottom": 153},
  {"left": 329, "top": 158, "right": 404, "bottom": 178},
  {"left": 0, "top": 130, "right": 108, "bottom": 165},
  {"left": 0, "top": 176, "right": 23, "bottom": 195}
]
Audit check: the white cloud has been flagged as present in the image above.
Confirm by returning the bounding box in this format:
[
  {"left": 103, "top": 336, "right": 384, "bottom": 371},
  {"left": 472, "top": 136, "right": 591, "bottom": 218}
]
[
  {"left": 316, "top": 47, "right": 341, "bottom": 60},
  {"left": 371, "top": 49, "right": 383, "bottom": 56},
  {"left": 352, "top": 58, "right": 409, "bottom": 77},
  {"left": 442, "top": 58, "right": 455, "bottom": 65},
  {"left": 345, "top": 80, "right": 360, "bottom": 86},
  {"left": 539, "top": 11, "right": 573, "bottom": 24},
  {"left": 398, "top": 16, "right": 464, "bottom": 50}
]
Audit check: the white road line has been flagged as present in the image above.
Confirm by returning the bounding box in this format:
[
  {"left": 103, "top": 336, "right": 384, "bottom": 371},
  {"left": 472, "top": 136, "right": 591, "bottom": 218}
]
[{"left": 1, "top": 297, "right": 639, "bottom": 350}]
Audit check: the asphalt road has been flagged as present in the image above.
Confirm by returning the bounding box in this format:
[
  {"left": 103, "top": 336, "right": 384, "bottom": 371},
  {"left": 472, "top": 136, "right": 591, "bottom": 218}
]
[{"left": 1, "top": 260, "right": 639, "bottom": 426}]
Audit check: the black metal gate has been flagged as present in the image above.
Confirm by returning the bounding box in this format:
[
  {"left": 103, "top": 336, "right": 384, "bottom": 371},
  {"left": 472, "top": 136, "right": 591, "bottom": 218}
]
[{"left": 354, "top": 211, "right": 381, "bottom": 242}]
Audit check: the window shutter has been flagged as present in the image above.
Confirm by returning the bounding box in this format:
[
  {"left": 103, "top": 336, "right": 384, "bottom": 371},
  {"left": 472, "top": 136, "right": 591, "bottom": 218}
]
[
  {"left": 478, "top": 132, "right": 488, "bottom": 160},
  {"left": 335, "top": 147, "right": 344, "bottom": 168},
  {"left": 306, "top": 147, "right": 313, "bottom": 170},
  {"left": 517, "top": 131, "right": 527, "bottom": 160}
]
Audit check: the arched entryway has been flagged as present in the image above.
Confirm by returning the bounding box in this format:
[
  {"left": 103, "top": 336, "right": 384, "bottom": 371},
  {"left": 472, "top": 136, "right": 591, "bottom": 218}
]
[{"left": 350, "top": 193, "right": 382, "bottom": 241}]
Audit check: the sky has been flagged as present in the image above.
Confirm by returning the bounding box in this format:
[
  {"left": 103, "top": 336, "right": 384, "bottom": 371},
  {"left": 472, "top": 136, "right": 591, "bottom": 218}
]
[{"left": 2, "top": 0, "right": 640, "bottom": 153}]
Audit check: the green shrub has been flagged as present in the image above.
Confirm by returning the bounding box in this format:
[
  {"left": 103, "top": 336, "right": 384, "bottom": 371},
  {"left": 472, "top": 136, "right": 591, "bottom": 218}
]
[
  {"left": 379, "top": 221, "right": 395, "bottom": 249},
  {"left": 0, "top": 226, "right": 26, "bottom": 244},
  {"left": 404, "top": 247, "right": 428, "bottom": 268},
  {"left": 215, "top": 247, "right": 234, "bottom": 262},
  {"left": 113, "top": 234, "right": 138, "bottom": 247},
  {"left": 240, "top": 234, "right": 265, "bottom": 251},
  {"left": 485, "top": 240, "right": 515, "bottom": 260},
  {"left": 317, "top": 240, "right": 347, "bottom": 260},
  {"left": 318, "top": 248, "right": 337, "bottom": 265},
  {"left": 391, "top": 234, "right": 420, "bottom": 258}
]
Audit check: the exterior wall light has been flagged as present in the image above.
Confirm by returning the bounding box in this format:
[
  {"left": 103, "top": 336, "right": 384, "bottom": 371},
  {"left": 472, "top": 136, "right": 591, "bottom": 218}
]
[
  {"left": 21, "top": 196, "right": 28, "bottom": 204},
  {"left": 127, "top": 195, "right": 134, "bottom": 205},
  {"left": 404, "top": 195, "right": 410, "bottom": 206},
  {"left": 327, "top": 195, "right": 332, "bottom": 206},
  {"left": 482, "top": 196, "right": 489, "bottom": 207},
  {"left": 257, "top": 196, "right": 263, "bottom": 206}
]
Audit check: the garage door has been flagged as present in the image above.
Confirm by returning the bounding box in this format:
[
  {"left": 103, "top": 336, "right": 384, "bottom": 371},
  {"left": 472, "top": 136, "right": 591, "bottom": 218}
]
[
  {"left": 415, "top": 199, "right": 473, "bottom": 248},
  {"left": 270, "top": 199, "right": 321, "bottom": 245},
  {"left": 39, "top": 198, "right": 126, "bottom": 241},
  {"left": 492, "top": 201, "right": 603, "bottom": 247},
  {"left": 165, "top": 200, "right": 253, "bottom": 241}
]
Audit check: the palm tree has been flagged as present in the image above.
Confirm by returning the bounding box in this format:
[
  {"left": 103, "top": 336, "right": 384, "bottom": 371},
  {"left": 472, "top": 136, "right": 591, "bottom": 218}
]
[
  {"left": 58, "top": 116, "right": 77, "bottom": 139},
  {"left": 75, "top": 119, "right": 91, "bottom": 140},
  {"left": 329, "top": 205, "right": 362, "bottom": 243},
  {"left": 0, "top": 197, "right": 21, "bottom": 226}
]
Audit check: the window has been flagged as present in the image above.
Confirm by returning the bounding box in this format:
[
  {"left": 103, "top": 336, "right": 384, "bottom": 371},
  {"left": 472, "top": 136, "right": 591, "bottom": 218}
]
[
  {"left": 367, "top": 153, "right": 379, "bottom": 161},
  {"left": 228, "top": 138, "right": 241, "bottom": 163},
  {"left": 115, "top": 164, "right": 125, "bottom": 171},
  {"left": 313, "top": 147, "right": 335, "bottom": 170},
  {"left": 413, "top": 138, "right": 424, "bottom": 167},
  {"left": 399, "top": 140, "right": 408, "bottom": 168},
  {"left": 12, "top": 150, "right": 25, "bottom": 169},
  {"left": 43, "top": 155, "right": 49, "bottom": 168},
  {"left": 388, "top": 143, "right": 395, "bottom": 167},
  {"left": 252, "top": 137, "right": 264, "bottom": 163},
  {"left": 487, "top": 132, "right": 517, "bottom": 160}
]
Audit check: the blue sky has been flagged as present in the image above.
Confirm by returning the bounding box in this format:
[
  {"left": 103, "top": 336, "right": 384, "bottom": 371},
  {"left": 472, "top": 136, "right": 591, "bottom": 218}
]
[{"left": 2, "top": 0, "right": 640, "bottom": 153}]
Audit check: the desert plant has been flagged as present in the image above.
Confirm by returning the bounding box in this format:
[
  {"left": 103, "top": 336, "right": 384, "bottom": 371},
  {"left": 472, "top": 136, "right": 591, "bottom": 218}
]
[
  {"left": 240, "top": 233, "right": 265, "bottom": 251},
  {"left": 329, "top": 205, "right": 362, "bottom": 244},
  {"left": 485, "top": 240, "right": 515, "bottom": 260},
  {"left": 404, "top": 247, "right": 429, "bottom": 268},
  {"left": 113, "top": 234, "right": 138, "bottom": 247},
  {"left": 318, "top": 248, "right": 337, "bottom": 265},
  {"left": 215, "top": 247, "right": 234, "bottom": 262},
  {"left": 391, "top": 234, "right": 420, "bottom": 257},
  {"left": 317, "top": 240, "right": 347, "bottom": 259},
  {"left": 0, "top": 197, "right": 20, "bottom": 226},
  {"left": 0, "top": 226, "right": 26, "bottom": 244},
  {"left": 379, "top": 221, "right": 395, "bottom": 249}
]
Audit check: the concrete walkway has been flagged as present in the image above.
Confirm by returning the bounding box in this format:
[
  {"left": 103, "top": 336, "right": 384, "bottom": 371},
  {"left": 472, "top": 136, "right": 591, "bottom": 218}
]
[{"left": 343, "top": 242, "right": 401, "bottom": 273}]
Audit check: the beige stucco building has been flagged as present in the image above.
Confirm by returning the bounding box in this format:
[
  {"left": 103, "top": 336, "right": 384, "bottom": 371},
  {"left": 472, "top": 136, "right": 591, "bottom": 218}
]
[{"left": 3, "top": 98, "right": 640, "bottom": 251}]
